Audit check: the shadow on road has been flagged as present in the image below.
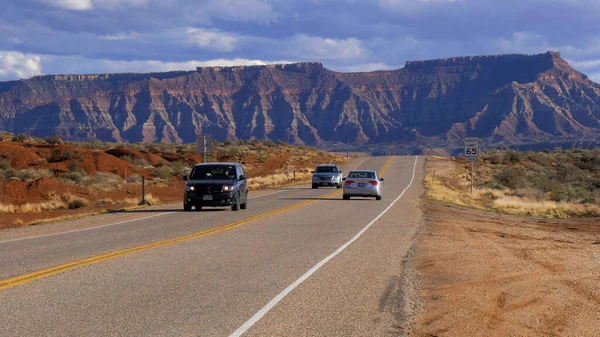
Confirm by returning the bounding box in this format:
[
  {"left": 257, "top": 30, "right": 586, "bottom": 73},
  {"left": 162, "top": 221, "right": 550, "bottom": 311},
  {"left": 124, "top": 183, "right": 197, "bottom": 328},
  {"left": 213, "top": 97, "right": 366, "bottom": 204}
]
[
  {"left": 279, "top": 197, "right": 344, "bottom": 201},
  {"left": 280, "top": 197, "right": 379, "bottom": 201},
  {"left": 108, "top": 208, "right": 228, "bottom": 214}
]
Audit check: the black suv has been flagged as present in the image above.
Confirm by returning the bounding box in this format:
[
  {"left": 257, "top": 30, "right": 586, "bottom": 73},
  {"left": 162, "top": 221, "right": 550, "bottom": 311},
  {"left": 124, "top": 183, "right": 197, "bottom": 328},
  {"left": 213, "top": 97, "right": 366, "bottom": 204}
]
[{"left": 183, "top": 162, "right": 249, "bottom": 211}]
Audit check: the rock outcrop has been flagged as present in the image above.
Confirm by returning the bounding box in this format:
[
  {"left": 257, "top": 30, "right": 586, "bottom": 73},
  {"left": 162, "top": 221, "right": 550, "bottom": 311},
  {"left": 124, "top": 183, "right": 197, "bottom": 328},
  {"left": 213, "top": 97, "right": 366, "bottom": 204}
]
[{"left": 1, "top": 51, "right": 599, "bottom": 146}]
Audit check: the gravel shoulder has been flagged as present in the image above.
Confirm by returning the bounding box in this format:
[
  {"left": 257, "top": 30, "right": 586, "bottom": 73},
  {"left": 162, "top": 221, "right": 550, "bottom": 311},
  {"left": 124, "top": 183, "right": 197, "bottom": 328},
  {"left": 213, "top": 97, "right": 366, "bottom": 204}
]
[{"left": 413, "top": 199, "right": 600, "bottom": 336}]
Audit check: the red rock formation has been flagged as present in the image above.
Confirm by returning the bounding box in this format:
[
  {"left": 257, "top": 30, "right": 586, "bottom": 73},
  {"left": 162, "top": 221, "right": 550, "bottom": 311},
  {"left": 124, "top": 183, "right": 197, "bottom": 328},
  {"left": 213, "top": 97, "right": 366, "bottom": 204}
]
[{"left": 1, "top": 51, "right": 599, "bottom": 146}]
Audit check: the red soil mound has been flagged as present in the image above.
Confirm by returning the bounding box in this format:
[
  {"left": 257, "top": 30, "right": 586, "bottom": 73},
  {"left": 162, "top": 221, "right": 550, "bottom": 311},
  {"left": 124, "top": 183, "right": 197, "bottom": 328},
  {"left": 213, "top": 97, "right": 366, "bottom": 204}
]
[
  {"left": 0, "top": 178, "right": 89, "bottom": 204},
  {"left": 106, "top": 148, "right": 169, "bottom": 167},
  {"left": 77, "top": 151, "right": 152, "bottom": 178},
  {"left": 0, "top": 142, "right": 45, "bottom": 169}
]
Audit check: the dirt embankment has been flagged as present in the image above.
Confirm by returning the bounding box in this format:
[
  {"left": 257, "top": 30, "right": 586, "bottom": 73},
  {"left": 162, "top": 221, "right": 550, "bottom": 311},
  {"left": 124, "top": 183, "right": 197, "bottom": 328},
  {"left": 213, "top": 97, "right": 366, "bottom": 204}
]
[
  {"left": 0, "top": 140, "right": 347, "bottom": 228},
  {"left": 413, "top": 158, "right": 600, "bottom": 336}
]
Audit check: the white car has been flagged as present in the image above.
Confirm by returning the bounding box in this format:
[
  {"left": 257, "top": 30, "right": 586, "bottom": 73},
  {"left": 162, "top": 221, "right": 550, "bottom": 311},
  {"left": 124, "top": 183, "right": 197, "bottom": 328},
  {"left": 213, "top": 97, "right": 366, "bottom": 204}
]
[
  {"left": 311, "top": 164, "right": 343, "bottom": 189},
  {"left": 342, "top": 170, "right": 383, "bottom": 200}
]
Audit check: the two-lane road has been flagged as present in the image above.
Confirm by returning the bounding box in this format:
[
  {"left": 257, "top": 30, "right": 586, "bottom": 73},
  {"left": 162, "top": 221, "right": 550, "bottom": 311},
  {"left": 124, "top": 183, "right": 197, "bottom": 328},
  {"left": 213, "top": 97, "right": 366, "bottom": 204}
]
[{"left": 0, "top": 156, "right": 424, "bottom": 336}]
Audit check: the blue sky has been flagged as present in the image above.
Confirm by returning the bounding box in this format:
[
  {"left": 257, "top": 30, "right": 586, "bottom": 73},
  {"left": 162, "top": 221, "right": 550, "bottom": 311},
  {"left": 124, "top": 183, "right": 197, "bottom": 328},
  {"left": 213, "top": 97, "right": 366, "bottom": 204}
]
[{"left": 1, "top": 0, "right": 599, "bottom": 81}]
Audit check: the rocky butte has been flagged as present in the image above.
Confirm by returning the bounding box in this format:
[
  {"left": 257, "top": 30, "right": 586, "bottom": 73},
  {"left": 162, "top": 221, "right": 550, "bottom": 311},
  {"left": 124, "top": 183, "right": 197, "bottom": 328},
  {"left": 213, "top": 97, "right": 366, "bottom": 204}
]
[{"left": 1, "top": 51, "right": 599, "bottom": 147}]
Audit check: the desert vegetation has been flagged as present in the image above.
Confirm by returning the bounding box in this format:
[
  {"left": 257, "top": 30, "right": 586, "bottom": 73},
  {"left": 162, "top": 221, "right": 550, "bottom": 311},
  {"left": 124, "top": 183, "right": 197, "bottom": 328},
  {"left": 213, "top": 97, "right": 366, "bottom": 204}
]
[
  {"left": 426, "top": 149, "right": 600, "bottom": 218},
  {"left": 0, "top": 133, "right": 345, "bottom": 227}
]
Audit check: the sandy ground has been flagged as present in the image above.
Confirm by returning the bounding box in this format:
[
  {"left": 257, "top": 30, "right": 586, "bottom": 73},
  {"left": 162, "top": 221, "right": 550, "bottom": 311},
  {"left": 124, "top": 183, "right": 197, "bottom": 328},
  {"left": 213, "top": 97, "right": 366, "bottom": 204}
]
[{"left": 412, "top": 197, "right": 600, "bottom": 336}]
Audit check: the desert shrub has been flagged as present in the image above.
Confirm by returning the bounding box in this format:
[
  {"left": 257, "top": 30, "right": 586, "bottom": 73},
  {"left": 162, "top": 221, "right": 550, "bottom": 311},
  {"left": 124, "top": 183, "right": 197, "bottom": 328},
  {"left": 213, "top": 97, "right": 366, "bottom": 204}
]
[
  {"left": 13, "top": 168, "right": 54, "bottom": 182},
  {"left": 65, "top": 195, "right": 89, "bottom": 209},
  {"left": 154, "top": 166, "right": 172, "bottom": 180},
  {"left": 13, "top": 133, "right": 27, "bottom": 142},
  {"left": 0, "top": 166, "right": 16, "bottom": 180},
  {"left": 82, "top": 138, "right": 113, "bottom": 150},
  {"left": 140, "top": 193, "right": 160, "bottom": 206},
  {"left": 493, "top": 166, "right": 529, "bottom": 189},
  {"left": 126, "top": 174, "right": 142, "bottom": 183},
  {"left": 95, "top": 198, "right": 115, "bottom": 206},
  {"left": 0, "top": 132, "right": 13, "bottom": 141},
  {"left": 549, "top": 186, "right": 595, "bottom": 204},
  {"left": 133, "top": 158, "right": 149, "bottom": 167},
  {"left": 255, "top": 150, "right": 270, "bottom": 163},
  {"left": 80, "top": 172, "right": 124, "bottom": 191},
  {"left": 120, "top": 155, "right": 135, "bottom": 163},
  {"left": 170, "top": 161, "right": 190, "bottom": 177},
  {"left": 60, "top": 171, "right": 86, "bottom": 183},
  {"left": 45, "top": 134, "right": 63, "bottom": 145}
]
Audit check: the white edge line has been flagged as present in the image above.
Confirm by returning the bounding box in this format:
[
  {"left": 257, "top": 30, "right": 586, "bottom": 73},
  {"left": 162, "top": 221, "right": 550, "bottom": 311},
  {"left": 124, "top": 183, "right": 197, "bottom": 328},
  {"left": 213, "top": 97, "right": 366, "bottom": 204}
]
[
  {"left": 228, "top": 155, "right": 419, "bottom": 337},
  {"left": 0, "top": 157, "right": 372, "bottom": 244},
  {"left": 0, "top": 212, "right": 175, "bottom": 244}
]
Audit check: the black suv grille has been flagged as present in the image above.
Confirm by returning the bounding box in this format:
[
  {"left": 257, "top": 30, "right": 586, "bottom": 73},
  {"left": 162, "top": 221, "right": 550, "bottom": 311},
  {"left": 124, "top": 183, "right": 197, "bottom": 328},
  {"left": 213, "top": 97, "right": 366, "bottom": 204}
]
[{"left": 194, "top": 183, "right": 223, "bottom": 194}]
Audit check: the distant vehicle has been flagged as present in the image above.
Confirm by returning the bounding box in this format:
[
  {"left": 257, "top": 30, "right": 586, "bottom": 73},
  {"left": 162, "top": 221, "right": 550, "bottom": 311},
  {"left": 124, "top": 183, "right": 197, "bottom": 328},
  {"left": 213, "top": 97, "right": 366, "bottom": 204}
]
[
  {"left": 183, "top": 162, "right": 249, "bottom": 211},
  {"left": 311, "top": 164, "right": 343, "bottom": 189},
  {"left": 342, "top": 170, "right": 383, "bottom": 200}
]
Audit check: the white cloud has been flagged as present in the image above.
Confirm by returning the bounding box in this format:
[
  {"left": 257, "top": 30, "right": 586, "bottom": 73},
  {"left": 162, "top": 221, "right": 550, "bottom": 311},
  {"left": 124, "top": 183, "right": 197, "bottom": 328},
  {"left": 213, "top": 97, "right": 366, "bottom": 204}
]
[
  {"left": 185, "top": 28, "right": 239, "bottom": 52},
  {"left": 495, "top": 32, "right": 600, "bottom": 61},
  {"left": 378, "top": 0, "right": 463, "bottom": 11},
  {"left": 82, "top": 58, "right": 293, "bottom": 73},
  {"left": 332, "top": 62, "right": 397, "bottom": 73},
  {"left": 567, "top": 59, "right": 600, "bottom": 69},
  {"left": 286, "top": 34, "right": 367, "bottom": 61},
  {"left": 44, "top": 0, "right": 92, "bottom": 10},
  {"left": 0, "top": 51, "right": 43, "bottom": 80},
  {"left": 496, "top": 32, "right": 550, "bottom": 54},
  {"left": 96, "top": 0, "right": 150, "bottom": 7},
  {"left": 42, "top": 0, "right": 149, "bottom": 11},
  {"left": 99, "top": 32, "right": 142, "bottom": 40},
  {"left": 0, "top": 52, "right": 293, "bottom": 80},
  {"left": 589, "top": 72, "right": 600, "bottom": 83}
]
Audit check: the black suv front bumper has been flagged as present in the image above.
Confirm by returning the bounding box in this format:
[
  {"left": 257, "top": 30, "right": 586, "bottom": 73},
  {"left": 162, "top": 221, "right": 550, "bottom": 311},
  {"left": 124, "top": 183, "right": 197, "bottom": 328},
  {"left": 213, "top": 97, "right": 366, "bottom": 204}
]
[{"left": 184, "top": 191, "right": 236, "bottom": 207}]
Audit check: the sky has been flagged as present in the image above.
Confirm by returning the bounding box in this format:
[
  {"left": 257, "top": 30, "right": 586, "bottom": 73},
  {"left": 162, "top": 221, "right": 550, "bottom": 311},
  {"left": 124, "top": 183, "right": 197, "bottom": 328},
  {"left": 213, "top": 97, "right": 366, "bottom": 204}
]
[{"left": 1, "top": 0, "right": 600, "bottom": 82}]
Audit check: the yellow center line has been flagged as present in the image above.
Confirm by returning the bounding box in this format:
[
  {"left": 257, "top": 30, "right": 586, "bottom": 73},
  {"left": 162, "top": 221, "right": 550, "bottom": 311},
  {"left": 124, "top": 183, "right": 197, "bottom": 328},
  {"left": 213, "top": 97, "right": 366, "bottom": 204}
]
[{"left": 0, "top": 156, "right": 395, "bottom": 291}]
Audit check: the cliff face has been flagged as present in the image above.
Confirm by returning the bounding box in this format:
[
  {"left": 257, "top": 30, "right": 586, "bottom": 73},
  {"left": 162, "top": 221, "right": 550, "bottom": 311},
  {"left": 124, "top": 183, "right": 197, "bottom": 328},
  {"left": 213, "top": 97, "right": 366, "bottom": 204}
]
[{"left": 1, "top": 51, "right": 599, "bottom": 146}]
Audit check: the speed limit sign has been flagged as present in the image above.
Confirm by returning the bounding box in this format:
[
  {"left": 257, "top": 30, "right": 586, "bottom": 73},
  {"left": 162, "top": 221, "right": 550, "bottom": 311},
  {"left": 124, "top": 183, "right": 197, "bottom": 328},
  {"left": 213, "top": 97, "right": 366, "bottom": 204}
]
[{"left": 464, "top": 138, "right": 479, "bottom": 161}]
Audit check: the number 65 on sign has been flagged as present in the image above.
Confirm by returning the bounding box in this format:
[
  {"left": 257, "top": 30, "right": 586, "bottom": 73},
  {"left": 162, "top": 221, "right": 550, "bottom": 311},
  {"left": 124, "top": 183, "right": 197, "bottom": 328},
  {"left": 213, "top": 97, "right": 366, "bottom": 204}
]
[{"left": 464, "top": 138, "right": 479, "bottom": 161}]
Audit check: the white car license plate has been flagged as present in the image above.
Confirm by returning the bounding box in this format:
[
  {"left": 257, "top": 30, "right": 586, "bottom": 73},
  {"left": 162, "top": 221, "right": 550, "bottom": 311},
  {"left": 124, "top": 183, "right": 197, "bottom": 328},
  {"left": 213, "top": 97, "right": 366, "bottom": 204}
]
[
  {"left": 358, "top": 183, "right": 366, "bottom": 187},
  {"left": 203, "top": 195, "right": 213, "bottom": 201}
]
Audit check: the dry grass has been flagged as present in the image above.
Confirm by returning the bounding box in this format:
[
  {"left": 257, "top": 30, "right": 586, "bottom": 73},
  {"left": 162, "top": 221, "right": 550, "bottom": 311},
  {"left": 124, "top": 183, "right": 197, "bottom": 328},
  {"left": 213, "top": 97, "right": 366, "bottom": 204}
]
[
  {"left": 142, "top": 193, "right": 160, "bottom": 205},
  {"left": 95, "top": 198, "right": 115, "bottom": 206},
  {"left": 80, "top": 172, "right": 124, "bottom": 191},
  {"left": 12, "top": 218, "right": 24, "bottom": 226},
  {"left": 60, "top": 194, "right": 90, "bottom": 209},
  {"left": 128, "top": 193, "right": 161, "bottom": 206},
  {"left": 0, "top": 199, "right": 67, "bottom": 214},
  {"left": 247, "top": 169, "right": 312, "bottom": 190},
  {"left": 425, "top": 157, "right": 600, "bottom": 218},
  {"left": 488, "top": 193, "right": 600, "bottom": 218}
]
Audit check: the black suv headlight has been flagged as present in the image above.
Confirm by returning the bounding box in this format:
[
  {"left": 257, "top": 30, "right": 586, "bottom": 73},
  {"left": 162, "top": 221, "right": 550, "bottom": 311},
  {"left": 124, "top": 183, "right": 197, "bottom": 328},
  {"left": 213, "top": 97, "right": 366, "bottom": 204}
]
[
  {"left": 185, "top": 185, "right": 195, "bottom": 192},
  {"left": 222, "top": 185, "right": 235, "bottom": 192}
]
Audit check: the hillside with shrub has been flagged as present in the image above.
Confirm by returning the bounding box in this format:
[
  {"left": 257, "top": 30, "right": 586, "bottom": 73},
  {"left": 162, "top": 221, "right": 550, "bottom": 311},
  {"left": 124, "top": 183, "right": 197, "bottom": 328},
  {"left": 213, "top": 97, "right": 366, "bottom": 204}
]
[
  {"left": 0, "top": 133, "right": 346, "bottom": 228},
  {"left": 426, "top": 149, "right": 600, "bottom": 218}
]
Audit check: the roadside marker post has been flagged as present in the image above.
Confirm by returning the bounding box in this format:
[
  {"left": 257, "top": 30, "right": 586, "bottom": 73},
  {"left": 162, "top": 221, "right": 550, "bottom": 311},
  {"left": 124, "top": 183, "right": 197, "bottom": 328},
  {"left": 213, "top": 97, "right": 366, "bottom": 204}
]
[
  {"left": 197, "top": 134, "right": 213, "bottom": 163},
  {"left": 141, "top": 175, "right": 145, "bottom": 205},
  {"left": 464, "top": 138, "right": 479, "bottom": 195}
]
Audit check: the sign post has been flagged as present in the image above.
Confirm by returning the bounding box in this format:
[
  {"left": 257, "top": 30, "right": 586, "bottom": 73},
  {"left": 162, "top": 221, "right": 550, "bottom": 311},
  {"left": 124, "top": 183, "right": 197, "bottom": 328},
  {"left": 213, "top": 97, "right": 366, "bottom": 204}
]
[
  {"left": 197, "top": 134, "right": 213, "bottom": 163},
  {"left": 464, "top": 138, "right": 479, "bottom": 195}
]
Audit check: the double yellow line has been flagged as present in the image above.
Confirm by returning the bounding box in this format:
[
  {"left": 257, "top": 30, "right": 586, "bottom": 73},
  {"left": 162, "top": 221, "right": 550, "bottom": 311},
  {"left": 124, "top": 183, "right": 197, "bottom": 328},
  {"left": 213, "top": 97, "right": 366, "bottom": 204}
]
[{"left": 0, "top": 157, "right": 395, "bottom": 291}]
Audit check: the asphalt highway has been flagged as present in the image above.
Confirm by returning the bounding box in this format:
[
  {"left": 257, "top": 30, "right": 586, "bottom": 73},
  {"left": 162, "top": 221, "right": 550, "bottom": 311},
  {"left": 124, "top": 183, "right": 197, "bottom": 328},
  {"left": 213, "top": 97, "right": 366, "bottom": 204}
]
[{"left": 0, "top": 156, "right": 424, "bottom": 336}]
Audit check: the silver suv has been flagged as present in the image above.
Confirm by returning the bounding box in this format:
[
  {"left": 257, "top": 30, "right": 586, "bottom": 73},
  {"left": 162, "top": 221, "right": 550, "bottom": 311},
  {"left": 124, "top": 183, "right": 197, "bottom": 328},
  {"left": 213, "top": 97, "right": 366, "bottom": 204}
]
[{"left": 311, "top": 164, "right": 343, "bottom": 189}]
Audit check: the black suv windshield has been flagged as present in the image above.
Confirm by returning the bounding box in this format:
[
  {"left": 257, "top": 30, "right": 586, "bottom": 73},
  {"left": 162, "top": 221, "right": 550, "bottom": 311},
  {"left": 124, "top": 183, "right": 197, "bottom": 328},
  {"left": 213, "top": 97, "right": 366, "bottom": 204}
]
[
  {"left": 315, "top": 166, "right": 338, "bottom": 173},
  {"left": 190, "top": 165, "right": 236, "bottom": 180}
]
